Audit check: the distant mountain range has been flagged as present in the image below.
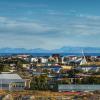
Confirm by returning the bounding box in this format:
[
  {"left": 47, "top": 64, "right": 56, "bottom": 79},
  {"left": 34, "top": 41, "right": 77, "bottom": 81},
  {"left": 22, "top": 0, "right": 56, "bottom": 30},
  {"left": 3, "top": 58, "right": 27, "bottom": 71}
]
[{"left": 0, "top": 47, "right": 100, "bottom": 53}]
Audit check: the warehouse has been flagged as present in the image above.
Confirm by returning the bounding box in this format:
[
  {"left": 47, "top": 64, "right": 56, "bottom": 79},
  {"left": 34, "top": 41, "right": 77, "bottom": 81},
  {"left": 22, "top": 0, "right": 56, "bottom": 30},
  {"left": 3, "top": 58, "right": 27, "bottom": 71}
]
[
  {"left": 0, "top": 73, "right": 25, "bottom": 91},
  {"left": 58, "top": 84, "right": 100, "bottom": 92}
]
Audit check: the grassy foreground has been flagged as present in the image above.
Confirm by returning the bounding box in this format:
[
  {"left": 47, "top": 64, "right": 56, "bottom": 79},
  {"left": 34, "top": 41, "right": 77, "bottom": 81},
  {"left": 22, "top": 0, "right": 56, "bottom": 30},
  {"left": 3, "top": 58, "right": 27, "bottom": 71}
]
[{"left": 0, "top": 90, "right": 100, "bottom": 100}]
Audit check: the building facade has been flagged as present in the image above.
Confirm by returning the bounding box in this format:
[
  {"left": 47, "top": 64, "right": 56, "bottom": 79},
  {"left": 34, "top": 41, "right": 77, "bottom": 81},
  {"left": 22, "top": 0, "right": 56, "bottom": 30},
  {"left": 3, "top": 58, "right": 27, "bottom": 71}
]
[{"left": 0, "top": 74, "right": 25, "bottom": 91}]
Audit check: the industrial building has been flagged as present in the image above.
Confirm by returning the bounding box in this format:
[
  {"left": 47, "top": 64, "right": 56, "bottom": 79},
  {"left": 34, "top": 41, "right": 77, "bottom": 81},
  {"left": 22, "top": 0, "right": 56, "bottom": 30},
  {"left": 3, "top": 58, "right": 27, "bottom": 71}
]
[{"left": 0, "top": 73, "right": 25, "bottom": 91}]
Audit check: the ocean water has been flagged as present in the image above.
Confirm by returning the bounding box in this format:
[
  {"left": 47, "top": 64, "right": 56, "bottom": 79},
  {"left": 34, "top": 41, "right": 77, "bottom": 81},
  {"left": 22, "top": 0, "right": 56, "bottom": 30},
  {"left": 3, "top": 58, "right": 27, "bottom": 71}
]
[{"left": 0, "top": 53, "right": 100, "bottom": 57}]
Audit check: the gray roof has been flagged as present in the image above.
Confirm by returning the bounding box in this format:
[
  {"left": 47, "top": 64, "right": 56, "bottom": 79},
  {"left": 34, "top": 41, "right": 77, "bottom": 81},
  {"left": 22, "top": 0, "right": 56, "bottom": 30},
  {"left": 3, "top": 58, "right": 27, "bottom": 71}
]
[
  {"left": 0, "top": 74, "right": 22, "bottom": 80},
  {"left": 58, "top": 84, "right": 100, "bottom": 91},
  {"left": 0, "top": 79, "right": 25, "bottom": 84}
]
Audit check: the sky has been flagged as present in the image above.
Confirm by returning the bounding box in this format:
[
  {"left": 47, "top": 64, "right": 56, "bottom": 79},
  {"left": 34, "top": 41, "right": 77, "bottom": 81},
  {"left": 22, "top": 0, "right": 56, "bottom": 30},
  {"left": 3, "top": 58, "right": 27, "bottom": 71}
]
[{"left": 0, "top": 0, "right": 100, "bottom": 49}]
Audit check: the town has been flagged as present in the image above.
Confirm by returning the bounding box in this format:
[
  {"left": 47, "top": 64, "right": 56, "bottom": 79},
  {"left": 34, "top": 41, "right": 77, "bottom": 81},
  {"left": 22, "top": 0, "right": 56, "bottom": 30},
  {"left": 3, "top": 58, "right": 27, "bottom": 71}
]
[
  {"left": 0, "top": 53, "right": 100, "bottom": 99},
  {"left": 0, "top": 0, "right": 100, "bottom": 99}
]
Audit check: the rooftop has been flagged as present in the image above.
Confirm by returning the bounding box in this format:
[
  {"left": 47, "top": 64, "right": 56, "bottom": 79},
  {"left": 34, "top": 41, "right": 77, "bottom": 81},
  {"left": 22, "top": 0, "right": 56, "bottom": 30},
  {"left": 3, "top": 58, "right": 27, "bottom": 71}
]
[{"left": 0, "top": 74, "right": 22, "bottom": 80}]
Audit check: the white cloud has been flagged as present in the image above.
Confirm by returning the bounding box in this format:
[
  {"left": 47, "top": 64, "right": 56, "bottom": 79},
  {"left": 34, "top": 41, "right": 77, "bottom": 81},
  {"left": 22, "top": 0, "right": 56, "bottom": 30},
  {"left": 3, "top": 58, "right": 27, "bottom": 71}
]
[
  {"left": 0, "top": 16, "right": 57, "bottom": 35},
  {"left": 78, "top": 14, "right": 100, "bottom": 20},
  {"left": 0, "top": 14, "right": 100, "bottom": 49}
]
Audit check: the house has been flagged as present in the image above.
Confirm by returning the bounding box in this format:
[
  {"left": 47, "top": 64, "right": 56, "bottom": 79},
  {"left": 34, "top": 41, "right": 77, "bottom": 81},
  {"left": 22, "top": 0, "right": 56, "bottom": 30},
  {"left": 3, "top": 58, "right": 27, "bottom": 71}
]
[
  {"left": 31, "top": 57, "right": 38, "bottom": 63},
  {"left": 22, "top": 64, "right": 30, "bottom": 69},
  {"left": 17, "top": 55, "right": 30, "bottom": 59},
  {"left": 76, "top": 66, "right": 100, "bottom": 72},
  {"left": 0, "top": 74, "right": 26, "bottom": 90},
  {"left": 39, "top": 57, "right": 48, "bottom": 64},
  {"left": 32, "top": 72, "right": 47, "bottom": 76},
  {"left": 43, "top": 66, "right": 62, "bottom": 73},
  {"left": 61, "top": 65, "right": 72, "bottom": 70}
]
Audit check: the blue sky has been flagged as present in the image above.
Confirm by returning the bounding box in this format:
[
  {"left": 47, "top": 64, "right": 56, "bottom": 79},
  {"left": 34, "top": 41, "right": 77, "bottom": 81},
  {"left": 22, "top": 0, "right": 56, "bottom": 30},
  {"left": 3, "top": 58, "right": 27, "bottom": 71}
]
[{"left": 0, "top": 0, "right": 100, "bottom": 49}]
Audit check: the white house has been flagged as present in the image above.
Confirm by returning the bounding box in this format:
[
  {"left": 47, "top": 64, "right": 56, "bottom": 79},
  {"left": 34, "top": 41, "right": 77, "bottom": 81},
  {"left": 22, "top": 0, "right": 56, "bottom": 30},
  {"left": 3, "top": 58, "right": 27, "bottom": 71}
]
[
  {"left": 31, "top": 57, "right": 38, "bottom": 62},
  {"left": 76, "top": 66, "right": 100, "bottom": 72},
  {"left": 40, "top": 57, "right": 48, "bottom": 63}
]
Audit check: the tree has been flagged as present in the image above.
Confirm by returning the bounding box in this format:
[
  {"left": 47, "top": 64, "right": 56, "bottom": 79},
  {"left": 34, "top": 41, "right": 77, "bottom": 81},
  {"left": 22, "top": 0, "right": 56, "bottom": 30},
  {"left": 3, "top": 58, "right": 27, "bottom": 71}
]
[
  {"left": 30, "top": 75, "right": 49, "bottom": 90},
  {"left": 0, "top": 64, "right": 4, "bottom": 73},
  {"left": 81, "top": 77, "right": 100, "bottom": 84}
]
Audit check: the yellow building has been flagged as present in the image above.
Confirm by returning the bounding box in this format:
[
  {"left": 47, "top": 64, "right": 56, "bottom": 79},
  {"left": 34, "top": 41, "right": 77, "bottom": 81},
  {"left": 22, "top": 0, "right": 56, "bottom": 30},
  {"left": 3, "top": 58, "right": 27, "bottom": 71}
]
[{"left": 61, "top": 65, "right": 72, "bottom": 70}]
